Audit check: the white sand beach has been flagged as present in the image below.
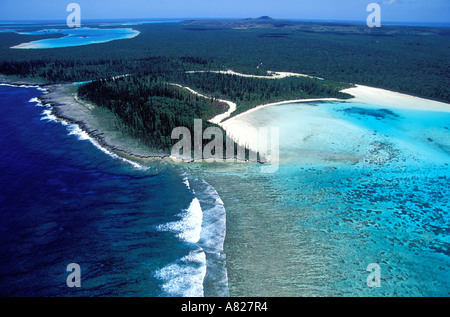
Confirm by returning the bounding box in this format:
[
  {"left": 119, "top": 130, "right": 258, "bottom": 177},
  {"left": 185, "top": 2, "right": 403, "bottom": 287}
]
[
  {"left": 217, "top": 82, "right": 450, "bottom": 163},
  {"left": 174, "top": 70, "right": 450, "bottom": 162},
  {"left": 180, "top": 70, "right": 336, "bottom": 124},
  {"left": 221, "top": 97, "right": 341, "bottom": 122},
  {"left": 170, "top": 83, "right": 237, "bottom": 124},
  {"left": 342, "top": 84, "right": 450, "bottom": 113},
  {"left": 186, "top": 69, "right": 321, "bottom": 80}
]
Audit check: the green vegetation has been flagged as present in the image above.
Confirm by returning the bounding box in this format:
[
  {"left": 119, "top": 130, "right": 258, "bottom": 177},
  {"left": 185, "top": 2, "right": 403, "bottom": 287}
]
[
  {"left": 77, "top": 75, "right": 228, "bottom": 151},
  {"left": 0, "top": 20, "right": 448, "bottom": 102},
  {"left": 76, "top": 70, "right": 351, "bottom": 150},
  {"left": 162, "top": 71, "right": 352, "bottom": 115},
  {"left": 0, "top": 19, "right": 448, "bottom": 154}
]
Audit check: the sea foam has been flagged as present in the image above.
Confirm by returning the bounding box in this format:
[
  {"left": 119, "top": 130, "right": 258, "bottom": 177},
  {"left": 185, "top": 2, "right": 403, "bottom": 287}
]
[
  {"left": 157, "top": 197, "right": 203, "bottom": 244},
  {"left": 154, "top": 249, "right": 207, "bottom": 297},
  {"left": 155, "top": 192, "right": 207, "bottom": 296},
  {"left": 155, "top": 175, "right": 229, "bottom": 297},
  {"left": 31, "top": 97, "right": 146, "bottom": 170}
]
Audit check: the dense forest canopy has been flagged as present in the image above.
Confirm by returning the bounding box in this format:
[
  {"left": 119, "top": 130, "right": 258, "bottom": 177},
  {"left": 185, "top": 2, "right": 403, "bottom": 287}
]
[
  {"left": 77, "top": 75, "right": 228, "bottom": 152},
  {"left": 160, "top": 71, "right": 352, "bottom": 115},
  {"left": 76, "top": 71, "right": 351, "bottom": 152},
  {"left": 0, "top": 20, "right": 448, "bottom": 102}
]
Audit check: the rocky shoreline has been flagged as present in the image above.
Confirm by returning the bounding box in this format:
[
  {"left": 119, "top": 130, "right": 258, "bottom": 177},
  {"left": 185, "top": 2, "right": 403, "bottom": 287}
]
[
  {"left": 1, "top": 77, "right": 276, "bottom": 165},
  {"left": 38, "top": 84, "right": 171, "bottom": 164}
]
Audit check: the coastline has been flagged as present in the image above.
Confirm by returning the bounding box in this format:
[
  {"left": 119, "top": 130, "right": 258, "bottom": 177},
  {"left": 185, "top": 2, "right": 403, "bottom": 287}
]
[
  {"left": 4, "top": 74, "right": 450, "bottom": 167},
  {"left": 0, "top": 76, "right": 160, "bottom": 165},
  {"left": 31, "top": 82, "right": 261, "bottom": 165},
  {"left": 10, "top": 28, "right": 141, "bottom": 50},
  {"left": 341, "top": 84, "right": 450, "bottom": 113},
  {"left": 33, "top": 80, "right": 322, "bottom": 165},
  {"left": 0, "top": 75, "right": 49, "bottom": 87},
  {"left": 37, "top": 84, "right": 171, "bottom": 164},
  {"left": 36, "top": 84, "right": 261, "bottom": 164},
  {"left": 217, "top": 83, "right": 450, "bottom": 133},
  {"left": 221, "top": 97, "right": 342, "bottom": 122},
  {"left": 1, "top": 72, "right": 350, "bottom": 165},
  {"left": 217, "top": 84, "right": 450, "bottom": 156}
]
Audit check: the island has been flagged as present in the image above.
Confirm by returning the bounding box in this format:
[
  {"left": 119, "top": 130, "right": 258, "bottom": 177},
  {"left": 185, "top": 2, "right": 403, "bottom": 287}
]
[{"left": 1, "top": 17, "right": 448, "bottom": 163}]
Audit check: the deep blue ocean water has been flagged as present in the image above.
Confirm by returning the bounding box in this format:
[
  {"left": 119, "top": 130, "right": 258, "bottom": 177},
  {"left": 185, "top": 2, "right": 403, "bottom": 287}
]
[{"left": 0, "top": 85, "right": 228, "bottom": 296}]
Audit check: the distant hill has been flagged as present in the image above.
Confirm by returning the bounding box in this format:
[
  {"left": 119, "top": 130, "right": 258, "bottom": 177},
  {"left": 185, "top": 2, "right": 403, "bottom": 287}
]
[{"left": 250, "top": 16, "right": 273, "bottom": 20}]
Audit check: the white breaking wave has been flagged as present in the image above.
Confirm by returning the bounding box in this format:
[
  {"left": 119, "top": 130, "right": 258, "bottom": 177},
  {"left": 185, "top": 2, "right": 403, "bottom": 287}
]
[
  {"left": 155, "top": 194, "right": 207, "bottom": 296},
  {"left": 196, "top": 180, "right": 227, "bottom": 254},
  {"left": 155, "top": 175, "right": 229, "bottom": 297},
  {"left": 29, "top": 97, "right": 43, "bottom": 104},
  {"left": 154, "top": 249, "right": 207, "bottom": 297},
  {"left": 157, "top": 197, "right": 203, "bottom": 244},
  {"left": 1, "top": 83, "right": 47, "bottom": 92},
  {"left": 31, "top": 98, "right": 147, "bottom": 170},
  {"left": 183, "top": 174, "right": 191, "bottom": 191}
]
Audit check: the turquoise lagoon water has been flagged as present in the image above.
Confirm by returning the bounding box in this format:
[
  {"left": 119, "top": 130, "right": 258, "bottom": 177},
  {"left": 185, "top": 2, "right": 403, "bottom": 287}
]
[
  {"left": 10, "top": 27, "right": 140, "bottom": 49},
  {"left": 189, "top": 100, "right": 450, "bottom": 296},
  {"left": 1, "top": 19, "right": 185, "bottom": 49}
]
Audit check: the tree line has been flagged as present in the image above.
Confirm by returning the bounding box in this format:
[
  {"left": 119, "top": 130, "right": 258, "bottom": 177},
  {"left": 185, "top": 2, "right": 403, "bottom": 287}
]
[{"left": 77, "top": 75, "right": 228, "bottom": 152}]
